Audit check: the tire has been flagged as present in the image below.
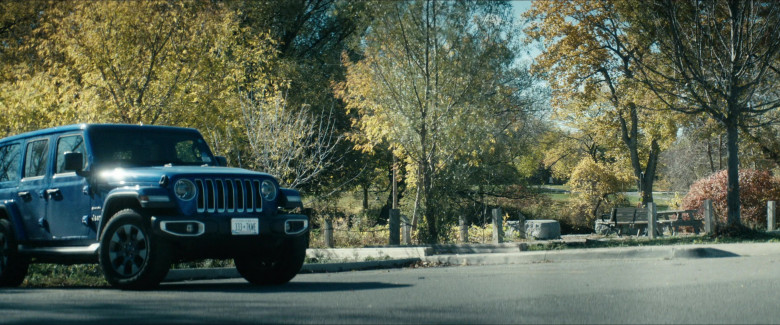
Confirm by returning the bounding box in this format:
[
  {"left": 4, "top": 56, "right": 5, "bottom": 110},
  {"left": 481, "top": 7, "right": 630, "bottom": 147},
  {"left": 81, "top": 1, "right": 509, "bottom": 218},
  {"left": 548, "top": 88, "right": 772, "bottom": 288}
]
[
  {"left": 235, "top": 234, "right": 307, "bottom": 286},
  {"left": 0, "top": 219, "right": 29, "bottom": 287},
  {"left": 98, "top": 209, "right": 170, "bottom": 290}
]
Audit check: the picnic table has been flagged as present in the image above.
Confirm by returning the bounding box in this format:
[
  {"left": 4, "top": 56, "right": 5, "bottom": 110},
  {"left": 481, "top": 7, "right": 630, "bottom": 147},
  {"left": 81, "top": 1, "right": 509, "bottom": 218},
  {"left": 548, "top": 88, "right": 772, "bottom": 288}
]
[{"left": 595, "top": 208, "right": 701, "bottom": 236}]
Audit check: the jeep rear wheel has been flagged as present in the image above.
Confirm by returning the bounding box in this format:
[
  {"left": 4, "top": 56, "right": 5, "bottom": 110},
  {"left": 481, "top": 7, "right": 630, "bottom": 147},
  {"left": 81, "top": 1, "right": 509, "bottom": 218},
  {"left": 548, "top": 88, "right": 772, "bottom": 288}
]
[
  {"left": 99, "top": 209, "right": 170, "bottom": 290},
  {"left": 235, "top": 234, "right": 307, "bottom": 285},
  {"left": 0, "top": 219, "right": 29, "bottom": 287}
]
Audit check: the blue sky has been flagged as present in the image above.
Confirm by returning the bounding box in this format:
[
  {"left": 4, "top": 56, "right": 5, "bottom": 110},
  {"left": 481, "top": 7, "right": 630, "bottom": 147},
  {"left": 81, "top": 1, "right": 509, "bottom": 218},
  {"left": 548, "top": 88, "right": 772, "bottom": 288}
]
[
  {"left": 511, "top": 1, "right": 541, "bottom": 65},
  {"left": 512, "top": 0, "right": 534, "bottom": 17}
]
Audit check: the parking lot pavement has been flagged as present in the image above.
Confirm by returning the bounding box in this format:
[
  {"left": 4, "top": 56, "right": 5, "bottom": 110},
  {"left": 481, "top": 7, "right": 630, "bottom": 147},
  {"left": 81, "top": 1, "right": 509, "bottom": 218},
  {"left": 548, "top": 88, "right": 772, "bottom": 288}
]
[{"left": 164, "top": 241, "right": 780, "bottom": 282}]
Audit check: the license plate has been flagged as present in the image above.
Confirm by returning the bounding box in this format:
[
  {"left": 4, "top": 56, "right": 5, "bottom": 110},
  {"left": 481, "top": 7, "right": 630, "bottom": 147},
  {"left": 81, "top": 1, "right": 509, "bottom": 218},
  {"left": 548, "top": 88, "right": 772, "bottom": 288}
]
[{"left": 231, "top": 218, "right": 259, "bottom": 235}]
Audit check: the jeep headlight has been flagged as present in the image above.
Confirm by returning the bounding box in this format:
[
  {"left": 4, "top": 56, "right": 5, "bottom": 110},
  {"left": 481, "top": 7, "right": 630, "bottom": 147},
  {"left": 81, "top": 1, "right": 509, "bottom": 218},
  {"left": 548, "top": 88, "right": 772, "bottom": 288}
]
[
  {"left": 174, "top": 179, "right": 197, "bottom": 201},
  {"left": 261, "top": 180, "right": 277, "bottom": 201}
]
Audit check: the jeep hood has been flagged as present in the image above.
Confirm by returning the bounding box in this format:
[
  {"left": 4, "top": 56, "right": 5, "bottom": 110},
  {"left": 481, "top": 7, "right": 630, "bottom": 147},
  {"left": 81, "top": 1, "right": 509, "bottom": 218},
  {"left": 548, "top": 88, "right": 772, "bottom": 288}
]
[{"left": 97, "top": 166, "right": 276, "bottom": 186}]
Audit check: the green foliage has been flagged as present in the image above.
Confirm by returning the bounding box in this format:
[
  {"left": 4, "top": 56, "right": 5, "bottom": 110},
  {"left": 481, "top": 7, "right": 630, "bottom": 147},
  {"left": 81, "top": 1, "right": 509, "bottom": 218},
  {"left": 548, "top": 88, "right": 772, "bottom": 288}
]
[
  {"left": 336, "top": 1, "right": 535, "bottom": 243},
  {"left": 682, "top": 169, "right": 780, "bottom": 229},
  {"left": 525, "top": 0, "right": 683, "bottom": 206},
  {"left": 0, "top": 1, "right": 278, "bottom": 152},
  {"left": 24, "top": 264, "right": 107, "bottom": 287}
]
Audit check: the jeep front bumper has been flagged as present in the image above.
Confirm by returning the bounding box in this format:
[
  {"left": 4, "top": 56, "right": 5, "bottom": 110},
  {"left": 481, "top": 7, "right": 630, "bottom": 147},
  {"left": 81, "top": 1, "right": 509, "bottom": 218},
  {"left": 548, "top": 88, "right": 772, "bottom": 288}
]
[{"left": 151, "top": 214, "right": 309, "bottom": 238}]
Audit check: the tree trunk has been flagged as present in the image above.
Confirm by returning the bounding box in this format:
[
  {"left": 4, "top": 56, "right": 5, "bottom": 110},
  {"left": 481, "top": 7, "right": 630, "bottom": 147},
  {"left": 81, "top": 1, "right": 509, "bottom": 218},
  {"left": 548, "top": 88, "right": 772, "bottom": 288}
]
[
  {"left": 706, "top": 140, "right": 716, "bottom": 173},
  {"left": 617, "top": 103, "right": 656, "bottom": 206},
  {"left": 719, "top": 134, "right": 723, "bottom": 170},
  {"left": 362, "top": 183, "right": 369, "bottom": 214},
  {"left": 640, "top": 139, "right": 660, "bottom": 206},
  {"left": 422, "top": 160, "right": 437, "bottom": 243},
  {"left": 725, "top": 116, "right": 741, "bottom": 226}
]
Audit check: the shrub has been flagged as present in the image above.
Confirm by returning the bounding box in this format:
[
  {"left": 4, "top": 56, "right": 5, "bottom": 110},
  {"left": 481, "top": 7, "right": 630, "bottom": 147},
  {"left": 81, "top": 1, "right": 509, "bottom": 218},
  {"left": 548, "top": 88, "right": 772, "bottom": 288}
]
[
  {"left": 681, "top": 169, "right": 780, "bottom": 229},
  {"left": 567, "top": 159, "right": 633, "bottom": 226},
  {"left": 309, "top": 216, "right": 391, "bottom": 248}
]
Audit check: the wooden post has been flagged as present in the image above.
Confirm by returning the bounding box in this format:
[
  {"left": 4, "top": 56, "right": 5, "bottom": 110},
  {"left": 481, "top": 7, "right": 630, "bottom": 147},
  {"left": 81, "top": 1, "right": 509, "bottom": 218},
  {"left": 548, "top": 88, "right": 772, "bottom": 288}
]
[
  {"left": 647, "top": 202, "right": 657, "bottom": 239},
  {"left": 459, "top": 215, "right": 468, "bottom": 243},
  {"left": 403, "top": 224, "right": 411, "bottom": 244},
  {"left": 704, "top": 199, "right": 715, "bottom": 234},
  {"left": 768, "top": 201, "right": 776, "bottom": 231},
  {"left": 389, "top": 209, "right": 400, "bottom": 245},
  {"left": 392, "top": 155, "right": 398, "bottom": 209},
  {"left": 492, "top": 208, "right": 503, "bottom": 244},
  {"left": 400, "top": 214, "right": 411, "bottom": 245},
  {"left": 324, "top": 218, "right": 334, "bottom": 248}
]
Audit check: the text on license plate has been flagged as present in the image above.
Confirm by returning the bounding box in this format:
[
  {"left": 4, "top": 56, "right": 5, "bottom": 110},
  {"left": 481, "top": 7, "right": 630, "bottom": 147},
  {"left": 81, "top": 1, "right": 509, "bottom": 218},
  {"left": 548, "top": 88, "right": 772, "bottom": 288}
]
[{"left": 231, "top": 218, "right": 259, "bottom": 235}]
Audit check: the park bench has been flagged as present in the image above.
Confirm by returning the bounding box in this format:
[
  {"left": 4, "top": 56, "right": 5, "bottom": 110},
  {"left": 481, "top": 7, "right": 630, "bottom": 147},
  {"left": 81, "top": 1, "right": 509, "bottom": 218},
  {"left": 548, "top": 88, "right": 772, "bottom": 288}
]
[
  {"left": 656, "top": 209, "right": 701, "bottom": 235},
  {"left": 597, "top": 207, "right": 649, "bottom": 236},
  {"left": 596, "top": 207, "right": 701, "bottom": 236}
]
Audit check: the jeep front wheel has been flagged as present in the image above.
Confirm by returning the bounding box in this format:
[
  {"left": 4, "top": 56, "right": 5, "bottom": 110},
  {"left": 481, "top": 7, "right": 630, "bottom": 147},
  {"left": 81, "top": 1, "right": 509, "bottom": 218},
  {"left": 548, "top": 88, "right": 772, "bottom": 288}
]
[
  {"left": 99, "top": 209, "right": 170, "bottom": 290},
  {"left": 0, "top": 219, "right": 29, "bottom": 287},
  {"left": 235, "top": 234, "right": 307, "bottom": 285}
]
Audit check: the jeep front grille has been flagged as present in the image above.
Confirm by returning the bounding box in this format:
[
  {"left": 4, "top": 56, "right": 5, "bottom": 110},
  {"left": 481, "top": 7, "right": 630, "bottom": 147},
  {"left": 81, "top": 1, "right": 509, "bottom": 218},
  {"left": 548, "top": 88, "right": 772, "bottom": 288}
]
[{"left": 194, "top": 178, "right": 263, "bottom": 213}]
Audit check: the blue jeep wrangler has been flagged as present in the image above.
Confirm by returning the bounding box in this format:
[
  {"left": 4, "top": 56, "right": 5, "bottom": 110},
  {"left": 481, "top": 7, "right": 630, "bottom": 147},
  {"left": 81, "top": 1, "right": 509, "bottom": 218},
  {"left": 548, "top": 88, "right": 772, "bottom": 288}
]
[{"left": 0, "top": 124, "right": 309, "bottom": 289}]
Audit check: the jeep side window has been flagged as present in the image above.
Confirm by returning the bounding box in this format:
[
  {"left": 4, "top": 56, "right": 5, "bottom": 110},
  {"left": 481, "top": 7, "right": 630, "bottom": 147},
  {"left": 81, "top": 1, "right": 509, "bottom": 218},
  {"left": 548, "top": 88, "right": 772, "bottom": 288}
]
[
  {"left": 55, "top": 135, "right": 86, "bottom": 174},
  {"left": 0, "top": 144, "right": 21, "bottom": 182},
  {"left": 24, "top": 139, "right": 49, "bottom": 178}
]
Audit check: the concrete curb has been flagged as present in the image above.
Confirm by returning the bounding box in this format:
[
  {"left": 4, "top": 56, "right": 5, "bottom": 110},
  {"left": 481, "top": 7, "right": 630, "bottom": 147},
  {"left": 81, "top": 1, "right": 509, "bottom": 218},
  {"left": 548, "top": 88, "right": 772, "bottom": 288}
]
[
  {"left": 307, "top": 247, "right": 432, "bottom": 261},
  {"left": 164, "top": 242, "right": 780, "bottom": 283}
]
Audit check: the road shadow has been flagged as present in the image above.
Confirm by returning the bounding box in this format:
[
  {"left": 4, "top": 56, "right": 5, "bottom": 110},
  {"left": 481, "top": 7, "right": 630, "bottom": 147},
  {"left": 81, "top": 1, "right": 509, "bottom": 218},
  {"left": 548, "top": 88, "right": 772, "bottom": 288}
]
[
  {"left": 158, "top": 280, "right": 411, "bottom": 293},
  {"left": 672, "top": 247, "right": 740, "bottom": 259}
]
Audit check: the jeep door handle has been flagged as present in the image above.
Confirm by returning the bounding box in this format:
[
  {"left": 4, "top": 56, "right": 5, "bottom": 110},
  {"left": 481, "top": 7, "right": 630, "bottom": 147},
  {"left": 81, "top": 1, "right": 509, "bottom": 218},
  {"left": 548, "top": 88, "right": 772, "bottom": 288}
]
[
  {"left": 46, "top": 189, "right": 61, "bottom": 196},
  {"left": 17, "top": 191, "right": 31, "bottom": 199}
]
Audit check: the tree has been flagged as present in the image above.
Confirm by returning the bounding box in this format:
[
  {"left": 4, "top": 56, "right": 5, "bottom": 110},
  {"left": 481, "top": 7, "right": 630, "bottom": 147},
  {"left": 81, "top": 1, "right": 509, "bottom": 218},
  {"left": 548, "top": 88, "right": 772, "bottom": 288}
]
[
  {"left": 336, "top": 1, "right": 530, "bottom": 243},
  {"left": 637, "top": 0, "right": 780, "bottom": 226},
  {"left": 541, "top": 128, "right": 609, "bottom": 182},
  {"left": 0, "top": 1, "right": 297, "bottom": 173},
  {"left": 568, "top": 159, "right": 633, "bottom": 223},
  {"left": 524, "top": 0, "right": 680, "bottom": 206},
  {"left": 240, "top": 90, "right": 342, "bottom": 189},
  {"left": 225, "top": 0, "right": 372, "bottom": 197}
]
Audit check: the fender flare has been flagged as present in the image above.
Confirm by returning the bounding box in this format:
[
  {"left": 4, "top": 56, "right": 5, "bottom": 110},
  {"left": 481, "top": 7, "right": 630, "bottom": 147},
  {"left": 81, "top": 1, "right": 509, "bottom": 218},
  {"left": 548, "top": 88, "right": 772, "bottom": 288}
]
[
  {"left": 0, "top": 201, "right": 28, "bottom": 241},
  {"left": 279, "top": 188, "right": 304, "bottom": 210},
  {"left": 96, "top": 187, "right": 175, "bottom": 239},
  {"left": 96, "top": 191, "right": 143, "bottom": 239}
]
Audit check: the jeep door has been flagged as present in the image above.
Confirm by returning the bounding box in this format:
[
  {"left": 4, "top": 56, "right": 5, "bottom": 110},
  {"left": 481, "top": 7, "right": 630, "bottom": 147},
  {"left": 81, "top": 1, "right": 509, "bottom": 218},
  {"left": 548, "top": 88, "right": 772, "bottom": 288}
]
[
  {"left": 17, "top": 138, "right": 52, "bottom": 241},
  {"left": 47, "top": 134, "right": 92, "bottom": 240},
  {"left": 0, "top": 143, "right": 24, "bottom": 235}
]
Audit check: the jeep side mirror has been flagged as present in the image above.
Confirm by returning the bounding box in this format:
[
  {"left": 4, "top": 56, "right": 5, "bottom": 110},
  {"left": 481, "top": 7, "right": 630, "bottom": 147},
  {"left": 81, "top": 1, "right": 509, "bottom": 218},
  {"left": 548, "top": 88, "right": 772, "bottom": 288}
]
[
  {"left": 64, "top": 152, "right": 84, "bottom": 172},
  {"left": 215, "top": 156, "right": 228, "bottom": 167}
]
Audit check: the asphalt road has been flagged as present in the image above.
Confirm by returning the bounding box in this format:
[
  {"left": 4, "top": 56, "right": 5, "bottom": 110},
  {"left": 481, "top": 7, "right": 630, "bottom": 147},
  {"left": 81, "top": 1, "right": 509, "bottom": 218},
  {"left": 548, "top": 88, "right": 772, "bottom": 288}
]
[{"left": 3, "top": 252, "right": 780, "bottom": 324}]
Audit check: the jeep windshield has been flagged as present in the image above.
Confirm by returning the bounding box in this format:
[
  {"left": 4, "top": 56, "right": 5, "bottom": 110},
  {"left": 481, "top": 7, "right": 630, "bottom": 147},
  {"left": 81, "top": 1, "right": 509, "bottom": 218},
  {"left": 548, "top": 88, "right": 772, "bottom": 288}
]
[{"left": 89, "top": 128, "right": 216, "bottom": 168}]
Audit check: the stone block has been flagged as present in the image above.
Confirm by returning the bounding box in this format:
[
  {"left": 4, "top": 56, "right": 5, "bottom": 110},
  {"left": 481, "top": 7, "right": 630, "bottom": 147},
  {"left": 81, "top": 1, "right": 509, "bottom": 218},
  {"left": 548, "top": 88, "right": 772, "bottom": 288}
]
[
  {"left": 505, "top": 220, "right": 525, "bottom": 239},
  {"left": 594, "top": 220, "right": 612, "bottom": 235},
  {"left": 525, "top": 220, "right": 561, "bottom": 240}
]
